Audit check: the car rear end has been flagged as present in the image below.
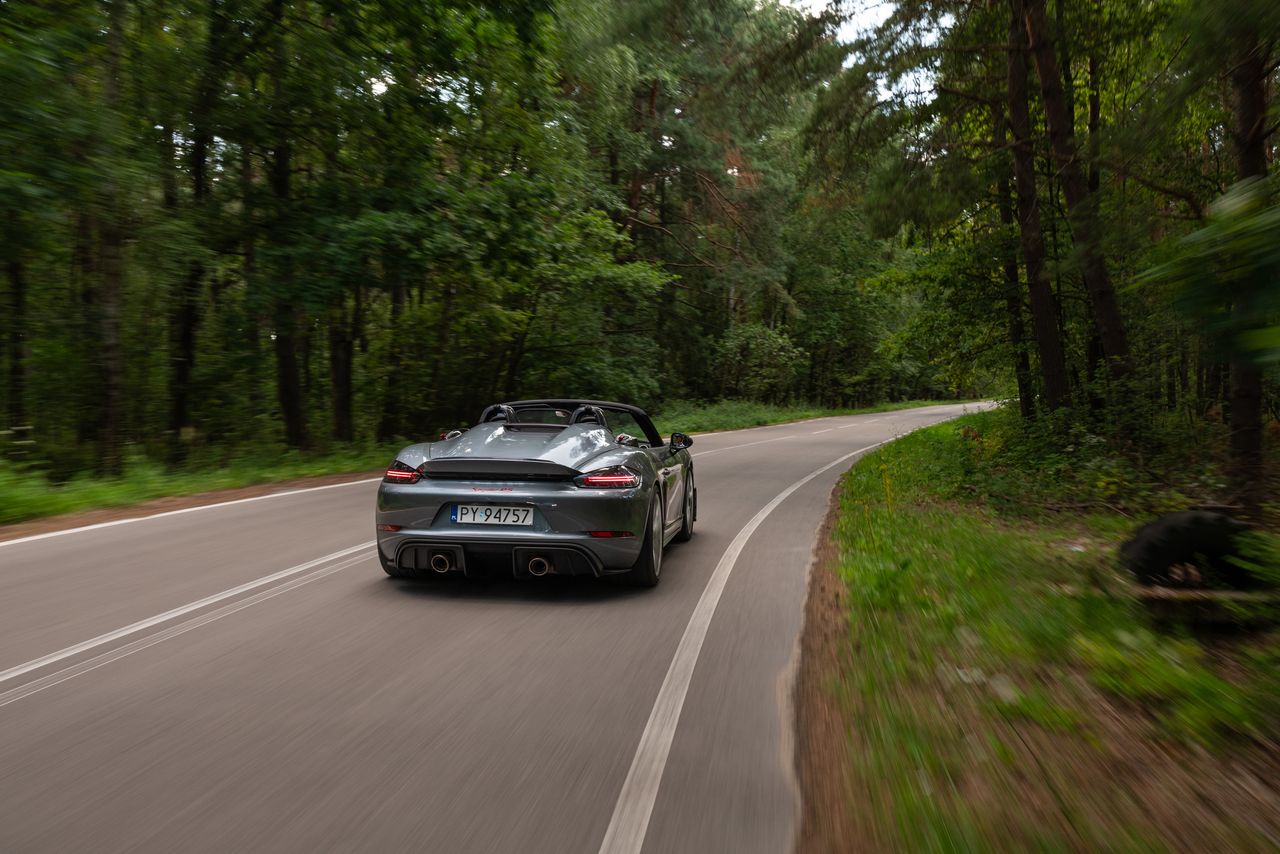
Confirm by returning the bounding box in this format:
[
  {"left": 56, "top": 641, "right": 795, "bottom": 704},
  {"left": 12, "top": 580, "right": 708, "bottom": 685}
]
[{"left": 375, "top": 457, "right": 649, "bottom": 579}]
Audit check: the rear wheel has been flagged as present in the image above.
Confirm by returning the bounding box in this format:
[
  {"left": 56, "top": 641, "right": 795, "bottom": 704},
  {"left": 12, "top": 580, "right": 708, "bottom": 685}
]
[
  {"left": 674, "top": 474, "right": 695, "bottom": 542},
  {"left": 627, "top": 495, "right": 664, "bottom": 587}
]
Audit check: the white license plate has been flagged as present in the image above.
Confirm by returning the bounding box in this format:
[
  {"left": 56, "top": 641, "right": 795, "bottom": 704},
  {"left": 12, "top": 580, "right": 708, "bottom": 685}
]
[{"left": 453, "top": 504, "right": 533, "bottom": 526}]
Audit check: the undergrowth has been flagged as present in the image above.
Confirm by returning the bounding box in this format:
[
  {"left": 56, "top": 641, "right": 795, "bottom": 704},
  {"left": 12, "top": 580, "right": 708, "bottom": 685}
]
[{"left": 825, "top": 408, "right": 1280, "bottom": 849}]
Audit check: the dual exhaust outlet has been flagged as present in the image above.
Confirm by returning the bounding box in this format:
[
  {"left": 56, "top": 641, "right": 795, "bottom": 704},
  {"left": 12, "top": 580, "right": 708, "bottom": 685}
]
[{"left": 424, "top": 550, "right": 554, "bottom": 576}]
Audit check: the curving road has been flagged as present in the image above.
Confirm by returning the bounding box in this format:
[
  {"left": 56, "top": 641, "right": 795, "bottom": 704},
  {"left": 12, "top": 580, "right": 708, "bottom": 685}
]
[{"left": 0, "top": 403, "right": 982, "bottom": 853}]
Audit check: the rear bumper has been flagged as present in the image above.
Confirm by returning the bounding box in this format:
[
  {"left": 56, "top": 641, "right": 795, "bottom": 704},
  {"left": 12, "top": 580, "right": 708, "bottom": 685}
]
[
  {"left": 381, "top": 535, "right": 630, "bottom": 578},
  {"left": 376, "top": 478, "right": 648, "bottom": 575}
]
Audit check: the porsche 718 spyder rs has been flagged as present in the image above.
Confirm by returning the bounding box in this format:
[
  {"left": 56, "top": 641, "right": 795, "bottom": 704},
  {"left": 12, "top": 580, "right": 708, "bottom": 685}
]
[{"left": 375, "top": 400, "right": 695, "bottom": 587}]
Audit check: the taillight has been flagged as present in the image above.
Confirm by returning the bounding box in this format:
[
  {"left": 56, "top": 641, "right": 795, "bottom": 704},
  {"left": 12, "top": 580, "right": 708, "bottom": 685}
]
[
  {"left": 384, "top": 460, "right": 421, "bottom": 483},
  {"left": 574, "top": 466, "right": 640, "bottom": 489}
]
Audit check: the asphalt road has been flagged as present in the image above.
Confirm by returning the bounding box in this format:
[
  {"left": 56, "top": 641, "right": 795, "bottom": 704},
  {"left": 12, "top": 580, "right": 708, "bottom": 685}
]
[{"left": 0, "top": 403, "right": 982, "bottom": 853}]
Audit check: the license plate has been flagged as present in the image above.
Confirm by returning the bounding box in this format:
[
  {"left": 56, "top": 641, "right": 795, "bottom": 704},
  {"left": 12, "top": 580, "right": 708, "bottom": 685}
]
[{"left": 452, "top": 504, "right": 533, "bottom": 526}]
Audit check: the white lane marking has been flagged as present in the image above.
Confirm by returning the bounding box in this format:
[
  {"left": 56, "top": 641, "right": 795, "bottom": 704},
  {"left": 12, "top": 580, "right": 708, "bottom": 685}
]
[
  {"left": 0, "top": 552, "right": 370, "bottom": 708},
  {"left": 839, "top": 417, "right": 880, "bottom": 428},
  {"left": 810, "top": 428, "right": 833, "bottom": 434},
  {"left": 597, "top": 440, "right": 889, "bottom": 854},
  {"left": 0, "top": 541, "right": 374, "bottom": 687},
  {"left": 0, "top": 477, "right": 381, "bottom": 549}
]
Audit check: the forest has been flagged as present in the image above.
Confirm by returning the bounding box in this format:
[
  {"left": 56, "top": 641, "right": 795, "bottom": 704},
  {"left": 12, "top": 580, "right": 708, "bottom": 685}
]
[{"left": 1, "top": 0, "right": 1277, "bottom": 503}]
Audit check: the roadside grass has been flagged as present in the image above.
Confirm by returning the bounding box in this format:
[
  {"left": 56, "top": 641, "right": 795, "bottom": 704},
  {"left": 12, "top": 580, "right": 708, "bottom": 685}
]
[
  {"left": 0, "top": 444, "right": 396, "bottom": 526},
  {"left": 821, "top": 409, "right": 1280, "bottom": 849},
  {"left": 652, "top": 397, "right": 973, "bottom": 437}
]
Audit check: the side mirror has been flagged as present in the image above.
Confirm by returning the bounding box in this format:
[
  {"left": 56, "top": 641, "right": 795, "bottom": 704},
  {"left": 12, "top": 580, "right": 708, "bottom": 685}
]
[{"left": 670, "top": 432, "right": 693, "bottom": 451}]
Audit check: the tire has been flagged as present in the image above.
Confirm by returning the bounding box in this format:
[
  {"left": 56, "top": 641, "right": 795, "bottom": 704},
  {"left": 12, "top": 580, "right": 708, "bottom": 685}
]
[
  {"left": 674, "top": 474, "right": 695, "bottom": 542},
  {"left": 627, "top": 494, "right": 665, "bottom": 587}
]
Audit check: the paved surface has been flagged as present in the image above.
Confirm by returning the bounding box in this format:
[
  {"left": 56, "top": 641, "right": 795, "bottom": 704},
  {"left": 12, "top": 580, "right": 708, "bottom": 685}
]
[{"left": 0, "top": 403, "right": 982, "bottom": 853}]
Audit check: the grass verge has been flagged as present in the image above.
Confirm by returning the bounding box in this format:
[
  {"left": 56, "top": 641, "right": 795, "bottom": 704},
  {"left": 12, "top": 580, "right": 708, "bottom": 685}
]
[
  {"left": 798, "top": 409, "right": 1280, "bottom": 851},
  {"left": 0, "top": 445, "right": 396, "bottom": 527}
]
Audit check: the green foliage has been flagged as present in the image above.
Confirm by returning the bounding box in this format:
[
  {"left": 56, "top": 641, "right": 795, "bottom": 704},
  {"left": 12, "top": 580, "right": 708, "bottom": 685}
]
[
  {"left": 1229, "top": 530, "right": 1280, "bottom": 588},
  {"left": 0, "top": 0, "right": 972, "bottom": 491},
  {"left": 1145, "top": 177, "right": 1280, "bottom": 368},
  {"left": 1075, "top": 630, "right": 1257, "bottom": 747},
  {"left": 942, "top": 406, "right": 1232, "bottom": 518},
  {"left": 826, "top": 411, "right": 1280, "bottom": 846},
  {"left": 711, "top": 323, "right": 806, "bottom": 403}
]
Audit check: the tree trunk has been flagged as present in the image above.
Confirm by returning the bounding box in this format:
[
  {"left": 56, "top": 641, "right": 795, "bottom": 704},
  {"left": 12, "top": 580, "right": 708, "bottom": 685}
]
[
  {"left": 430, "top": 278, "right": 455, "bottom": 420},
  {"left": 377, "top": 272, "right": 405, "bottom": 441},
  {"left": 998, "top": 186, "right": 1036, "bottom": 420},
  {"left": 328, "top": 305, "right": 354, "bottom": 443},
  {"left": 1007, "top": 7, "right": 1070, "bottom": 411},
  {"left": 274, "top": 307, "right": 307, "bottom": 449},
  {"left": 1227, "top": 35, "right": 1268, "bottom": 513},
  {"left": 1087, "top": 46, "right": 1101, "bottom": 195},
  {"left": 6, "top": 254, "right": 26, "bottom": 429},
  {"left": 71, "top": 212, "right": 101, "bottom": 447},
  {"left": 98, "top": 0, "right": 127, "bottom": 475},
  {"left": 242, "top": 141, "right": 262, "bottom": 414},
  {"left": 1021, "top": 0, "right": 1130, "bottom": 379},
  {"left": 269, "top": 22, "right": 306, "bottom": 449},
  {"left": 1054, "top": 0, "right": 1075, "bottom": 138},
  {"left": 98, "top": 224, "right": 126, "bottom": 475},
  {"left": 272, "top": 296, "right": 307, "bottom": 450},
  {"left": 169, "top": 123, "right": 207, "bottom": 452},
  {"left": 994, "top": 115, "right": 1035, "bottom": 419},
  {"left": 169, "top": 266, "right": 201, "bottom": 449},
  {"left": 626, "top": 81, "right": 660, "bottom": 246}
]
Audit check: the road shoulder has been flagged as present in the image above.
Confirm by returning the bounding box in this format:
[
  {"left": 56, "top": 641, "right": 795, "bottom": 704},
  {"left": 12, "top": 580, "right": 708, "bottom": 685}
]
[{"left": 792, "top": 492, "right": 864, "bottom": 853}]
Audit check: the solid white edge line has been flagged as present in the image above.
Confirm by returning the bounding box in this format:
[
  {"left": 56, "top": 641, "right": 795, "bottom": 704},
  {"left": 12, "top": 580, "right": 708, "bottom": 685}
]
[
  {"left": 0, "top": 540, "right": 375, "bottom": 687},
  {"left": 0, "top": 477, "right": 381, "bottom": 549},
  {"left": 596, "top": 440, "right": 889, "bottom": 854},
  {"left": 0, "top": 552, "right": 371, "bottom": 708}
]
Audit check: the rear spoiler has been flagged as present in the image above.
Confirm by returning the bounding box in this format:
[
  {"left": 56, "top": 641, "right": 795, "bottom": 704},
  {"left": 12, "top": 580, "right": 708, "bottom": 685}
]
[{"left": 421, "top": 458, "right": 578, "bottom": 480}]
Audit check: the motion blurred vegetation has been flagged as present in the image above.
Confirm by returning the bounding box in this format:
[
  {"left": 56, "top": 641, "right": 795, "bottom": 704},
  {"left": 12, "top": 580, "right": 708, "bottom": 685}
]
[{"left": 821, "top": 413, "right": 1280, "bottom": 848}]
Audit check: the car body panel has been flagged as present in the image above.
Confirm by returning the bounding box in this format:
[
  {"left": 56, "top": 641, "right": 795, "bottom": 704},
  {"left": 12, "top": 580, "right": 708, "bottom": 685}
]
[{"left": 374, "top": 400, "right": 693, "bottom": 579}]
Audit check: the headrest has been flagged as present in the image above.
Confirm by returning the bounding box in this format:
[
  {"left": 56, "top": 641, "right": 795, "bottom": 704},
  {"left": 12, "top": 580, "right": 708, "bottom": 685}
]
[
  {"left": 480, "top": 404, "right": 518, "bottom": 423},
  {"left": 569, "top": 405, "right": 607, "bottom": 426}
]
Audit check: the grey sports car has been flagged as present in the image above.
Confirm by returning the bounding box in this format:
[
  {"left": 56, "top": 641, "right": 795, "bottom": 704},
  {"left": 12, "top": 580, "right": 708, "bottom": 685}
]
[{"left": 375, "top": 399, "right": 695, "bottom": 587}]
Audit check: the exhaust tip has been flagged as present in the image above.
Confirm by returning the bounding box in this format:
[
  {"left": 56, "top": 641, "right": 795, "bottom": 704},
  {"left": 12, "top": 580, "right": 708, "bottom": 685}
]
[
  {"left": 527, "top": 556, "right": 551, "bottom": 577},
  {"left": 429, "top": 552, "right": 452, "bottom": 574}
]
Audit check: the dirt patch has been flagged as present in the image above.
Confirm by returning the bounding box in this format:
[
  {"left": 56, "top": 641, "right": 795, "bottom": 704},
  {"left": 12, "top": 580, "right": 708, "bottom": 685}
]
[
  {"left": 0, "top": 470, "right": 379, "bottom": 543},
  {"left": 793, "top": 489, "right": 1280, "bottom": 852},
  {"left": 794, "top": 490, "right": 865, "bottom": 852}
]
